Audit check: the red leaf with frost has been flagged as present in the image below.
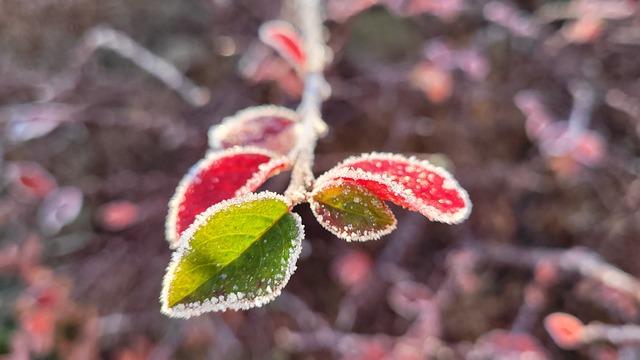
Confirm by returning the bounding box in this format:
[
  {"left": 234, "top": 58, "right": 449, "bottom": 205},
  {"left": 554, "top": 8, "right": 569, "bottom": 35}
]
[
  {"left": 166, "top": 147, "right": 291, "bottom": 248},
  {"left": 544, "top": 312, "right": 584, "bottom": 350},
  {"left": 208, "top": 105, "right": 299, "bottom": 155},
  {"left": 315, "top": 153, "right": 471, "bottom": 224},
  {"left": 259, "top": 21, "right": 306, "bottom": 72}
]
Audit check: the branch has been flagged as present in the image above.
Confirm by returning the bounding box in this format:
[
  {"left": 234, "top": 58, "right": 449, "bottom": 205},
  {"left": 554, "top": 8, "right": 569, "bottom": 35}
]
[
  {"left": 52, "top": 25, "right": 210, "bottom": 107},
  {"left": 284, "top": 0, "right": 330, "bottom": 204}
]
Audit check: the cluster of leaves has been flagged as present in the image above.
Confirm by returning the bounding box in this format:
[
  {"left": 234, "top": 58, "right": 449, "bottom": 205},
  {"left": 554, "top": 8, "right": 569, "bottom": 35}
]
[{"left": 160, "top": 21, "right": 471, "bottom": 318}]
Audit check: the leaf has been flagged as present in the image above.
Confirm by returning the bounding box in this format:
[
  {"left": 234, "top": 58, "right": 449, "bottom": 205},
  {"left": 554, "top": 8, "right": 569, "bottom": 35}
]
[
  {"left": 96, "top": 200, "right": 140, "bottom": 231},
  {"left": 166, "top": 147, "right": 291, "bottom": 248},
  {"left": 3, "top": 103, "right": 81, "bottom": 143},
  {"left": 309, "top": 180, "right": 396, "bottom": 241},
  {"left": 544, "top": 313, "right": 584, "bottom": 350},
  {"left": 208, "top": 105, "right": 300, "bottom": 155},
  {"left": 258, "top": 20, "right": 307, "bottom": 72},
  {"left": 6, "top": 161, "right": 57, "bottom": 199},
  {"left": 37, "top": 186, "right": 84, "bottom": 236},
  {"left": 161, "top": 192, "right": 304, "bottom": 318},
  {"left": 315, "top": 152, "right": 471, "bottom": 224}
]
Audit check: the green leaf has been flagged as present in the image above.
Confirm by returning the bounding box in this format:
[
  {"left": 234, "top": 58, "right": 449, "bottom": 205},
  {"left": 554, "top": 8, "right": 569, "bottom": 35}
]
[
  {"left": 309, "top": 180, "right": 396, "bottom": 241},
  {"left": 161, "top": 192, "right": 304, "bottom": 318}
]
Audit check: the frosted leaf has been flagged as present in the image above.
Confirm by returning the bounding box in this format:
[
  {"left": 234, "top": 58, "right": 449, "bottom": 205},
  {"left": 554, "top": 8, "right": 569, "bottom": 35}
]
[
  {"left": 309, "top": 180, "right": 396, "bottom": 241},
  {"left": 315, "top": 152, "right": 471, "bottom": 224},
  {"left": 258, "top": 20, "right": 306, "bottom": 72},
  {"left": 208, "top": 105, "right": 300, "bottom": 155},
  {"left": 161, "top": 192, "right": 304, "bottom": 318},
  {"left": 166, "top": 146, "right": 291, "bottom": 248}
]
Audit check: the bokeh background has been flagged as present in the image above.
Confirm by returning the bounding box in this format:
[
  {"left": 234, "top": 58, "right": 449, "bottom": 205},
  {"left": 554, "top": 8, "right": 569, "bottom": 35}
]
[{"left": 1, "top": 0, "right": 640, "bottom": 359}]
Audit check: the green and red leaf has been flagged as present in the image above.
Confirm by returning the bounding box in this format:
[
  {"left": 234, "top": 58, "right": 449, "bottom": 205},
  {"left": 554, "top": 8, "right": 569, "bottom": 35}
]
[
  {"left": 166, "top": 147, "right": 290, "bottom": 248},
  {"left": 315, "top": 153, "right": 471, "bottom": 224},
  {"left": 161, "top": 192, "right": 304, "bottom": 318},
  {"left": 208, "top": 105, "right": 300, "bottom": 155},
  {"left": 309, "top": 180, "right": 396, "bottom": 241}
]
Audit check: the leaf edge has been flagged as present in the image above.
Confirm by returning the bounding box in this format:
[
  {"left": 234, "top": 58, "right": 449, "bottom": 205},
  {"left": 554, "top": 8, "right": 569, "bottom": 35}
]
[{"left": 161, "top": 191, "right": 305, "bottom": 318}]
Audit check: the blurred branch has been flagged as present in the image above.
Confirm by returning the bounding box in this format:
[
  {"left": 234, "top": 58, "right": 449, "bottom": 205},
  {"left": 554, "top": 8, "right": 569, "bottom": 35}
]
[
  {"left": 50, "top": 25, "right": 210, "bottom": 107},
  {"left": 478, "top": 244, "right": 640, "bottom": 304}
]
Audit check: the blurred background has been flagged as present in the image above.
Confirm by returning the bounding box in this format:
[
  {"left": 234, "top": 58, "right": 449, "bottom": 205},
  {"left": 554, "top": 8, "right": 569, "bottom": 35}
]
[{"left": 1, "top": 0, "right": 640, "bottom": 359}]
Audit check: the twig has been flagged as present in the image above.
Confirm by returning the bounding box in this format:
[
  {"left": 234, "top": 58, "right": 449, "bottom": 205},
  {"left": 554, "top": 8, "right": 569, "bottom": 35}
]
[
  {"left": 284, "top": 0, "right": 330, "bottom": 204},
  {"left": 50, "top": 25, "right": 210, "bottom": 107},
  {"left": 479, "top": 244, "right": 640, "bottom": 304}
]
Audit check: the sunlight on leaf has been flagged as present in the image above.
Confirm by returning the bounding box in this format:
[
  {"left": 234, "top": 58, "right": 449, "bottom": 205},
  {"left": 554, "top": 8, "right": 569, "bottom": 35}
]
[
  {"left": 315, "top": 152, "right": 471, "bottom": 224},
  {"left": 166, "top": 147, "right": 290, "bottom": 248},
  {"left": 161, "top": 192, "right": 304, "bottom": 318},
  {"left": 310, "top": 180, "right": 396, "bottom": 241}
]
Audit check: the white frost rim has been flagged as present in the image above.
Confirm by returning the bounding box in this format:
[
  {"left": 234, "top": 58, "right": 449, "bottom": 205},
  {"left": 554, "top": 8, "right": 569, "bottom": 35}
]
[
  {"left": 161, "top": 191, "right": 304, "bottom": 318},
  {"left": 315, "top": 152, "right": 472, "bottom": 224},
  {"left": 165, "top": 146, "right": 290, "bottom": 248},
  {"left": 308, "top": 178, "right": 397, "bottom": 242},
  {"left": 208, "top": 105, "right": 300, "bottom": 150}
]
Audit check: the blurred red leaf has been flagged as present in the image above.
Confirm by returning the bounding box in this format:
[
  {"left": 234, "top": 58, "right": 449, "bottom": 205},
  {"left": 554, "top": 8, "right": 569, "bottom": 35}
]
[
  {"left": 97, "top": 200, "right": 140, "bottom": 231},
  {"left": 571, "top": 130, "right": 606, "bottom": 167},
  {"left": 238, "top": 43, "right": 304, "bottom": 98},
  {"left": 6, "top": 161, "right": 57, "bottom": 200},
  {"left": 544, "top": 312, "right": 584, "bottom": 350},
  {"left": 409, "top": 62, "right": 454, "bottom": 103},
  {"left": 331, "top": 250, "right": 373, "bottom": 289},
  {"left": 259, "top": 20, "right": 306, "bottom": 72},
  {"left": 208, "top": 105, "right": 299, "bottom": 155},
  {"left": 165, "top": 147, "right": 291, "bottom": 248},
  {"left": 315, "top": 153, "right": 471, "bottom": 224}
]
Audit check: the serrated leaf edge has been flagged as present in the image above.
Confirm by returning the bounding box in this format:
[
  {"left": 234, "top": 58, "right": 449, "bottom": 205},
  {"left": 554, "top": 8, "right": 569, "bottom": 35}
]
[
  {"left": 208, "top": 105, "right": 300, "bottom": 150},
  {"left": 315, "top": 152, "right": 472, "bottom": 224},
  {"left": 308, "top": 178, "right": 397, "bottom": 242},
  {"left": 161, "top": 191, "right": 304, "bottom": 318},
  {"left": 165, "top": 146, "right": 290, "bottom": 248}
]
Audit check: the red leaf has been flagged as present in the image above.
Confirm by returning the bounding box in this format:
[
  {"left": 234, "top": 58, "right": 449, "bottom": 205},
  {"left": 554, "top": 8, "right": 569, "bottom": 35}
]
[
  {"left": 331, "top": 250, "right": 373, "bottom": 289},
  {"left": 315, "top": 153, "right": 471, "bottom": 224},
  {"left": 571, "top": 130, "right": 606, "bottom": 167},
  {"left": 208, "top": 105, "right": 299, "bottom": 155},
  {"left": 259, "top": 21, "right": 307, "bottom": 72},
  {"left": 6, "top": 162, "right": 57, "bottom": 200},
  {"left": 97, "top": 200, "right": 140, "bottom": 231},
  {"left": 166, "top": 147, "right": 291, "bottom": 248},
  {"left": 544, "top": 312, "right": 584, "bottom": 350}
]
